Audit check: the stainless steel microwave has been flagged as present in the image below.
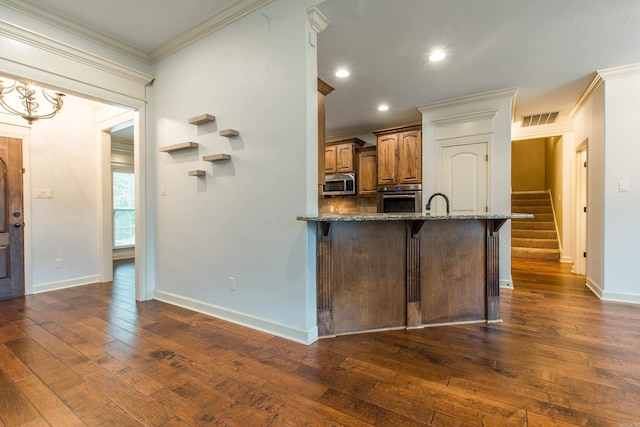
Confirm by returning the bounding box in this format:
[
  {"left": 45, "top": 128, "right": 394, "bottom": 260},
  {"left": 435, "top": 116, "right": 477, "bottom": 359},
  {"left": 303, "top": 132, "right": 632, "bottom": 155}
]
[{"left": 322, "top": 173, "right": 356, "bottom": 196}]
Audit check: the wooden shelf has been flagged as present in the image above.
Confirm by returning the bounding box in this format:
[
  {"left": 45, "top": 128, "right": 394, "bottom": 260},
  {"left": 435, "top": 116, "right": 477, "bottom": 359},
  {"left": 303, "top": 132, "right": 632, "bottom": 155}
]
[
  {"left": 188, "top": 170, "right": 206, "bottom": 177},
  {"left": 159, "top": 142, "right": 198, "bottom": 153},
  {"left": 219, "top": 129, "right": 239, "bottom": 137},
  {"left": 203, "top": 154, "right": 231, "bottom": 162},
  {"left": 188, "top": 114, "right": 215, "bottom": 125}
]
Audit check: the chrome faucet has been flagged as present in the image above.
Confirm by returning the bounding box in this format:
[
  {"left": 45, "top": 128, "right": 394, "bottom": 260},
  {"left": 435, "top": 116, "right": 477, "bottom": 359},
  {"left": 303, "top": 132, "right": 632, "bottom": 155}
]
[{"left": 426, "top": 193, "right": 450, "bottom": 214}]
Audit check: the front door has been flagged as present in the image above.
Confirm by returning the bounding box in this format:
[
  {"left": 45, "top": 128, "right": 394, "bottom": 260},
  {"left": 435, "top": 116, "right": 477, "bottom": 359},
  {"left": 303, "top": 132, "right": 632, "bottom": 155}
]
[{"left": 0, "top": 137, "right": 24, "bottom": 299}]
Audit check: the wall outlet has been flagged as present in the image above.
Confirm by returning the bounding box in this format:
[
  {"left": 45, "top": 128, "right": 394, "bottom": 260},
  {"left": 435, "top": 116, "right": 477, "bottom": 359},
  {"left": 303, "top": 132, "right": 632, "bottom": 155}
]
[
  {"left": 55, "top": 258, "right": 63, "bottom": 269},
  {"left": 228, "top": 277, "right": 236, "bottom": 291}
]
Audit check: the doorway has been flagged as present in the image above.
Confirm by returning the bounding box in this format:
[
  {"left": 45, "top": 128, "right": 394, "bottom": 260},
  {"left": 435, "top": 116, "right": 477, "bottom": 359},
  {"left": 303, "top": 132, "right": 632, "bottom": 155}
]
[
  {"left": 575, "top": 142, "right": 587, "bottom": 275},
  {"left": 0, "top": 137, "right": 24, "bottom": 299}
]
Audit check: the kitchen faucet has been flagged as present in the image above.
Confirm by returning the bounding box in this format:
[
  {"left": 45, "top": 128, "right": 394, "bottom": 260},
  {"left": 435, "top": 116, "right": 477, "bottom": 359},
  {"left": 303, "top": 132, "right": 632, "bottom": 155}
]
[{"left": 426, "top": 193, "right": 450, "bottom": 214}]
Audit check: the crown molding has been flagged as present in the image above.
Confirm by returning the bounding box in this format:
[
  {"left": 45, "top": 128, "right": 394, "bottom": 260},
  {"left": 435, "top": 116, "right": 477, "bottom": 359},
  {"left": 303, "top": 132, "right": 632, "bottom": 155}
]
[
  {"left": 0, "top": 20, "right": 154, "bottom": 87},
  {"left": 597, "top": 62, "right": 640, "bottom": 81},
  {"left": 570, "top": 73, "right": 602, "bottom": 118},
  {"left": 0, "top": 0, "right": 151, "bottom": 63},
  {"left": 431, "top": 109, "right": 498, "bottom": 127},
  {"left": 306, "top": 7, "right": 330, "bottom": 33},
  {"left": 418, "top": 87, "right": 519, "bottom": 122},
  {"left": 148, "top": 0, "right": 274, "bottom": 63},
  {"left": 0, "top": 0, "right": 274, "bottom": 65},
  {"left": 571, "top": 63, "right": 640, "bottom": 118}
]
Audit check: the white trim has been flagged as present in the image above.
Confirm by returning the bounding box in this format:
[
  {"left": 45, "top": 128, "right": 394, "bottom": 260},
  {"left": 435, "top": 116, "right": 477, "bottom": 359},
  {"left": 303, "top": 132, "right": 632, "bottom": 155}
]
[
  {"left": 0, "top": 0, "right": 149, "bottom": 62},
  {"left": 154, "top": 290, "right": 319, "bottom": 345},
  {"left": 601, "top": 291, "right": 640, "bottom": 305},
  {"left": 500, "top": 279, "right": 513, "bottom": 289},
  {"left": 431, "top": 109, "right": 498, "bottom": 127},
  {"left": 418, "top": 87, "right": 518, "bottom": 121},
  {"left": 571, "top": 75, "right": 604, "bottom": 118},
  {"left": 585, "top": 276, "right": 602, "bottom": 298},
  {"left": 560, "top": 256, "right": 573, "bottom": 264},
  {"left": 597, "top": 63, "right": 640, "bottom": 81},
  {"left": 0, "top": 0, "right": 274, "bottom": 65},
  {"left": 306, "top": 7, "right": 331, "bottom": 33},
  {"left": 32, "top": 275, "right": 100, "bottom": 293},
  {"left": 0, "top": 19, "right": 153, "bottom": 87},
  {"left": 586, "top": 276, "right": 640, "bottom": 304},
  {"left": 148, "top": 0, "right": 275, "bottom": 63}
]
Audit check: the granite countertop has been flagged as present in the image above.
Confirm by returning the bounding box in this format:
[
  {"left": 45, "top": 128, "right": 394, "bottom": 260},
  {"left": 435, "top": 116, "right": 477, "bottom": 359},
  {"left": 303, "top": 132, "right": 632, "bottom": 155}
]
[{"left": 297, "top": 212, "right": 533, "bottom": 221}]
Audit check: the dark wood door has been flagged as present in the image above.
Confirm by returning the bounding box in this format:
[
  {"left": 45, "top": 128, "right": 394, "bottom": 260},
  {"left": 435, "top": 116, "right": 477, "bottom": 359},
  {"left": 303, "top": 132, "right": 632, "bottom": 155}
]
[{"left": 0, "top": 137, "right": 24, "bottom": 299}]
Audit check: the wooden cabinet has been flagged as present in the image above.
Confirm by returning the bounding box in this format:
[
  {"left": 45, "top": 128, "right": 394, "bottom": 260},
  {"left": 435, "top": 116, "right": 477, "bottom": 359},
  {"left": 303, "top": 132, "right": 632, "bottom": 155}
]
[
  {"left": 324, "top": 138, "right": 365, "bottom": 174},
  {"left": 356, "top": 146, "right": 377, "bottom": 196},
  {"left": 374, "top": 125, "right": 422, "bottom": 185},
  {"left": 325, "top": 143, "right": 355, "bottom": 173}
]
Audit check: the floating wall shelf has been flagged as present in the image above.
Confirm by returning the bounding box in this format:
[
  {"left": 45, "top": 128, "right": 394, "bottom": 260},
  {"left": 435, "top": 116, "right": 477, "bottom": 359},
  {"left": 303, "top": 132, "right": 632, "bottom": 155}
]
[
  {"left": 188, "top": 170, "right": 206, "bottom": 177},
  {"left": 188, "top": 114, "right": 215, "bottom": 125},
  {"left": 219, "top": 129, "right": 239, "bottom": 137},
  {"left": 159, "top": 142, "right": 199, "bottom": 153},
  {"left": 203, "top": 154, "right": 231, "bottom": 162}
]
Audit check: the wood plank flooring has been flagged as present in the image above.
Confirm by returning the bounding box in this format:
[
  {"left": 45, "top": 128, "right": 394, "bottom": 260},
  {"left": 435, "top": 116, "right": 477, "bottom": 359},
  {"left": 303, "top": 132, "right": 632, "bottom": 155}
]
[{"left": 1, "top": 258, "right": 639, "bottom": 426}]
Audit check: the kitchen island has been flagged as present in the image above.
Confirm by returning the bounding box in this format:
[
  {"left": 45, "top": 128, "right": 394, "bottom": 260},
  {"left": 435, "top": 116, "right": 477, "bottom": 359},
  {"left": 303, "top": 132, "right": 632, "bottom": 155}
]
[{"left": 298, "top": 213, "right": 532, "bottom": 337}]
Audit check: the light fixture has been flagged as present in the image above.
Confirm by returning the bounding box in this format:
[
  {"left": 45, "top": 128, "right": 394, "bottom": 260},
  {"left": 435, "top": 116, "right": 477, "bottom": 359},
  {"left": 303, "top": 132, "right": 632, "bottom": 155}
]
[
  {"left": 429, "top": 49, "right": 446, "bottom": 62},
  {"left": 0, "top": 78, "right": 65, "bottom": 124},
  {"left": 378, "top": 104, "right": 389, "bottom": 111},
  {"left": 335, "top": 68, "right": 350, "bottom": 78}
]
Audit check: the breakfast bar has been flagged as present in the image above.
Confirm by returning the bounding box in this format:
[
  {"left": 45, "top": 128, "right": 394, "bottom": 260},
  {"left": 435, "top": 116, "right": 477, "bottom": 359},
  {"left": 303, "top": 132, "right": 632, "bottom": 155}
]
[{"left": 298, "top": 213, "right": 531, "bottom": 337}]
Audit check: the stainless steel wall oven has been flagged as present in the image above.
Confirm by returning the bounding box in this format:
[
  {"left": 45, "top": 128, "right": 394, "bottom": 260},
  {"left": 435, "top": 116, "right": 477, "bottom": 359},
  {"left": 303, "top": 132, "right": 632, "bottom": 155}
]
[{"left": 377, "top": 184, "right": 422, "bottom": 213}]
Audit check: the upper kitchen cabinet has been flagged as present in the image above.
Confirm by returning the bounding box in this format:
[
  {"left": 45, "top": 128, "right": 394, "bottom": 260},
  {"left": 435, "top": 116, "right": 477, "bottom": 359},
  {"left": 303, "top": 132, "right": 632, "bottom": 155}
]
[
  {"left": 374, "top": 124, "right": 422, "bottom": 185},
  {"left": 356, "top": 146, "right": 377, "bottom": 196},
  {"left": 325, "top": 138, "right": 365, "bottom": 174}
]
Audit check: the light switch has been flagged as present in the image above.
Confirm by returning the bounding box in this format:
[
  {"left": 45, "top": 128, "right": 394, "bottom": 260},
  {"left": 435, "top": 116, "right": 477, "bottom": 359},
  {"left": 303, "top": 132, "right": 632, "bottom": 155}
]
[
  {"left": 35, "top": 188, "right": 53, "bottom": 199},
  {"left": 619, "top": 181, "right": 629, "bottom": 192}
]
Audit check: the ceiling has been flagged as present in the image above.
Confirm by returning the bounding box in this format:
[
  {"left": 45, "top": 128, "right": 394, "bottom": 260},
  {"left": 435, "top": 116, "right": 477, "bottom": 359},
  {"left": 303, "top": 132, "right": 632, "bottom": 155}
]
[{"left": 4, "top": 0, "right": 640, "bottom": 136}]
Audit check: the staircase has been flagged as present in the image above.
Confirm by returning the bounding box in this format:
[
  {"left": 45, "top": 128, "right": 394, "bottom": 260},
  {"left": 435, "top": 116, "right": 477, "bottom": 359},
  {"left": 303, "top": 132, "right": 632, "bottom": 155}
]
[{"left": 511, "top": 192, "right": 560, "bottom": 261}]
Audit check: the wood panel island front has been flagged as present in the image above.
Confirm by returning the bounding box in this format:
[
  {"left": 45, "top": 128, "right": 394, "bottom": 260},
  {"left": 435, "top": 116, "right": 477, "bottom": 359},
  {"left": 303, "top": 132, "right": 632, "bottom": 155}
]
[{"left": 298, "top": 213, "right": 532, "bottom": 337}]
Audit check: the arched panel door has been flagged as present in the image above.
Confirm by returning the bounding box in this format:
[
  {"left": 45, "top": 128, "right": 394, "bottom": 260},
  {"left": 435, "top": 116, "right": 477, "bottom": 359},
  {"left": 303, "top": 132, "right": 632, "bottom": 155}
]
[
  {"left": 0, "top": 137, "right": 24, "bottom": 299},
  {"left": 440, "top": 142, "right": 488, "bottom": 214}
]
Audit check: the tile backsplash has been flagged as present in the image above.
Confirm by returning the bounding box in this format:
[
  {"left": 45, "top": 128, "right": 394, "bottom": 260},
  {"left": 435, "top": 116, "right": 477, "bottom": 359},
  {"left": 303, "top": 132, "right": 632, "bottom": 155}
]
[{"left": 319, "top": 196, "right": 377, "bottom": 214}]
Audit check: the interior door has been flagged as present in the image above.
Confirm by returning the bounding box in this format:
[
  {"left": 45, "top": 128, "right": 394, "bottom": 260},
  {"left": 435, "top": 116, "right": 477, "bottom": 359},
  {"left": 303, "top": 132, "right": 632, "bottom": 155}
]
[
  {"left": 0, "top": 137, "right": 24, "bottom": 299},
  {"left": 576, "top": 147, "right": 587, "bottom": 275},
  {"left": 440, "top": 142, "right": 488, "bottom": 214}
]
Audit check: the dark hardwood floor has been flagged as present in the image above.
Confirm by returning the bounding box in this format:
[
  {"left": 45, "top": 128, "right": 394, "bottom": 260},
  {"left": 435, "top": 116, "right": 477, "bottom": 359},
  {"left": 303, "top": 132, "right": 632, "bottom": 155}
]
[{"left": 1, "top": 258, "right": 639, "bottom": 426}]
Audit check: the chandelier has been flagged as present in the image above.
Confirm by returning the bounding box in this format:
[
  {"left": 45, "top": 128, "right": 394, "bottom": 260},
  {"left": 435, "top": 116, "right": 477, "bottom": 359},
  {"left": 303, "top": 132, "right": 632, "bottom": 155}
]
[{"left": 0, "top": 78, "right": 64, "bottom": 124}]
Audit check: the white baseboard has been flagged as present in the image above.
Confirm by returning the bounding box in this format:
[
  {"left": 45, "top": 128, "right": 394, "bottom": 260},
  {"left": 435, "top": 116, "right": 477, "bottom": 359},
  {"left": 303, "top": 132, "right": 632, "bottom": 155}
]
[
  {"left": 153, "top": 290, "right": 319, "bottom": 345},
  {"left": 585, "top": 277, "right": 603, "bottom": 298},
  {"left": 560, "top": 256, "right": 573, "bottom": 264},
  {"left": 585, "top": 277, "right": 640, "bottom": 304},
  {"left": 499, "top": 279, "right": 513, "bottom": 289},
  {"left": 32, "top": 275, "right": 100, "bottom": 293}
]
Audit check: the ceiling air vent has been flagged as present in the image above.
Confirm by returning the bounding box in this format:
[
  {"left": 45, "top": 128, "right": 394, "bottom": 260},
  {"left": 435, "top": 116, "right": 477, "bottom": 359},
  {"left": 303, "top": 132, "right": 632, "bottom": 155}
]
[{"left": 521, "top": 112, "right": 559, "bottom": 127}]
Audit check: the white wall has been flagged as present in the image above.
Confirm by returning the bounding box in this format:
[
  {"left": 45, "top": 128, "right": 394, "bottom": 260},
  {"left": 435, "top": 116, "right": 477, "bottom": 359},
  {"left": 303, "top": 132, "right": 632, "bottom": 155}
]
[
  {"left": 151, "top": 0, "right": 320, "bottom": 343},
  {"left": 601, "top": 72, "right": 640, "bottom": 300},
  {"left": 27, "top": 95, "right": 101, "bottom": 291}
]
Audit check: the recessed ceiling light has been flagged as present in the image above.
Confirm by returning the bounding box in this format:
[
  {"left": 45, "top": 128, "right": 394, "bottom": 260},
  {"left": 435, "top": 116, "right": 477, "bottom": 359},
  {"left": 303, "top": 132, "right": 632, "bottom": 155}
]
[
  {"left": 429, "top": 49, "right": 446, "bottom": 62},
  {"left": 378, "top": 105, "right": 389, "bottom": 111},
  {"left": 335, "top": 69, "right": 350, "bottom": 78}
]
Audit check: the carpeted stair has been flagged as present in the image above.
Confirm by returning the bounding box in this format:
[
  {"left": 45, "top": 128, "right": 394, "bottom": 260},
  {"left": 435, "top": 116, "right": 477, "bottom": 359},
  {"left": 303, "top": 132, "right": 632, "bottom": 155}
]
[{"left": 511, "top": 192, "right": 560, "bottom": 261}]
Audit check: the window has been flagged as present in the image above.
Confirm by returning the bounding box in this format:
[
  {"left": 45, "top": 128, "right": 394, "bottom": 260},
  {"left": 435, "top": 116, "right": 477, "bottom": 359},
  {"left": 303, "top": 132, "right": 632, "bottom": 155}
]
[{"left": 113, "top": 170, "right": 135, "bottom": 247}]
